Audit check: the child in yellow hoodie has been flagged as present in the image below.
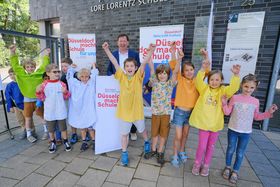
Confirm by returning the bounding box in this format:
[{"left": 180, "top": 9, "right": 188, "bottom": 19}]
[{"left": 190, "top": 61, "right": 240, "bottom": 177}]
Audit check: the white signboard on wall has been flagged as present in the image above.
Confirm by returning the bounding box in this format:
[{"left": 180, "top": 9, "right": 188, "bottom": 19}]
[
  {"left": 68, "top": 34, "right": 96, "bottom": 70},
  {"left": 95, "top": 76, "right": 121, "bottom": 154},
  {"left": 222, "top": 12, "right": 265, "bottom": 83},
  {"left": 139, "top": 24, "right": 184, "bottom": 64}
]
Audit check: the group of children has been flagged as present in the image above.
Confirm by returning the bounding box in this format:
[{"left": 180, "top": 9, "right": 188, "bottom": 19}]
[{"left": 6, "top": 40, "right": 278, "bottom": 184}]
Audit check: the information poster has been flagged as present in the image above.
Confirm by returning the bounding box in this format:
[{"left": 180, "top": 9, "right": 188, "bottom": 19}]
[
  {"left": 95, "top": 76, "right": 121, "bottom": 154},
  {"left": 222, "top": 12, "right": 265, "bottom": 83},
  {"left": 68, "top": 34, "right": 96, "bottom": 70}
]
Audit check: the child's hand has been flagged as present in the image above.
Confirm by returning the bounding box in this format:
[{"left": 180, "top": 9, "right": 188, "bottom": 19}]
[
  {"left": 102, "top": 42, "right": 109, "bottom": 50},
  {"left": 36, "top": 84, "right": 42, "bottom": 92},
  {"left": 45, "top": 48, "right": 51, "bottom": 55},
  {"left": 169, "top": 41, "right": 176, "bottom": 53},
  {"left": 71, "top": 64, "right": 77, "bottom": 68},
  {"left": 9, "top": 45, "right": 16, "bottom": 54},
  {"left": 201, "top": 59, "right": 210, "bottom": 70},
  {"left": 148, "top": 43, "right": 156, "bottom": 52},
  {"left": 92, "top": 62, "right": 96, "bottom": 69},
  {"left": 62, "top": 86, "right": 67, "bottom": 94},
  {"left": 268, "top": 104, "right": 278, "bottom": 114},
  {"left": 221, "top": 95, "right": 228, "bottom": 106},
  {"left": 177, "top": 50, "right": 184, "bottom": 59},
  {"left": 10, "top": 108, "right": 15, "bottom": 113},
  {"left": 200, "top": 48, "right": 208, "bottom": 58},
  {"left": 231, "top": 64, "right": 241, "bottom": 76}
]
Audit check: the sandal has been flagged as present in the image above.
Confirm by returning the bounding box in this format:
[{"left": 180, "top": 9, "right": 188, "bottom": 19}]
[
  {"left": 229, "top": 171, "right": 238, "bottom": 184},
  {"left": 178, "top": 152, "right": 188, "bottom": 163},
  {"left": 222, "top": 167, "right": 231, "bottom": 180}
]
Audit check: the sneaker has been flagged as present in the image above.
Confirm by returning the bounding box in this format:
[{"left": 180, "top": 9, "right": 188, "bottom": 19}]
[
  {"left": 70, "top": 133, "right": 78, "bottom": 144},
  {"left": 144, "top": 150, "right": 157, "bottom": 159},
  {"left": 130, "top": 133, "right": 137, "bottom": 141},
  {"left": 64, "top": 141, "right": 72, "bottom": 152},
  {"left": 92, "top": 140, "right": 95, "bottom": 151},
  {"left": 178, "top": 151, "right": 188, "bottom": 163},
  {"left": 19, "top": 129, "right": 26, "bottom": 140},
  {"left": 171, "top": 155, "right": 180, "bottom": 168},
  {"left": 121, "top": 151, "right": 129, "bottom": 166},
  {"left": 192, "top": 163, "right": 201, "bottom": 175},
  {"left": 31, "top": 130, "right": 38, "bottom": 138},
  {"left": 200, "top": 164, "right": 209, "bottom": 177},
  {"left": 144, "top": 141, "right": 151, "bottom": 154},
  {"left": 222, "top": 167, "right": 231, "bottom": 180},
  {"left": 27, "top": 135, "right": 37, "bottom": 143},
  {"left": 80, "top": 142, "right": 88, "bottom": 151},
  {"left": 41, "top": 132, "right": 49, "bottom": 140},
  {"left": 85, "top": 131, "right": 90, "bottom": 141},
  {"left": 49, "top": 142, "right": 56, "bottom": 153},
  {"left": 157, "top": 152, "right": 165, "bottom": 165}
]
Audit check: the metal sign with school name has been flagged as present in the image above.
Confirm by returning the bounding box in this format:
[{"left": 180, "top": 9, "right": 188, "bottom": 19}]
[{"left": 91, "top": 0, "right": 169, "bottom": 12}]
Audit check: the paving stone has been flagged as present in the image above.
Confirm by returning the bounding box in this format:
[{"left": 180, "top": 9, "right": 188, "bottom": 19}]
[
  {"left": 0, "top": 162, "right": 40, "bottom": 180},
  {"left": 36, "top": 160, "right": 66, "bottom": 177},
  {"left": 238, "top": 167, "right": 260, "bottom": 182},
  {"left": 140, "top": 156, "right": 161, "bottom": 167},
  {"left": 65, "top": 157, "right": 93, "bottom": 175},
  {"left": 105, "top": 150, "right": 121, "bottom": 159},
  {"left": 157, "top": 175, "right": 183, "bottom": 187},
  {"left": 54, "top": 149, "right": 80, "bottom": 163},
  {"left": 184, "top": 172, "right": 209, "bottom": 187},
  {"left": 0, "top": 154, "right": 29, "bottom": 168},
  {"left": 185, "top": 140, "right": 199, "bottom": 149},
  {"left": 210, "top": 157, "right": 224, "bottom": 170},
  {"left": 130, "top": 179, "right": 156, "bottom": 187},
  {"left": 237, "top": 180, "right": 262, "bottom": 187},
  {"left": 262, "top": 150, "right": 280, "bottom": 161},
  {"left": 107, "top": 166, "right": 135, "bottom": 185},
  {"left": 15, "top": 173, "right": 51, "bottom": 187},
  {"left": 77, "top": 168, "right": 108, "bottom": 187},
  {"left": 78, "top": 149, "right": 99, "bottom": 161},
  {"left": 160, "top": 162, "right": 184, "bottom": 178},
  {"left": 127, "top": 146, "right": 144, "bottom": 157},
  {"left": 102, "top": 182, "right": 127, "bottom": 187},
  {"left": 250, "top": 134, "right": 270, "bottom": 142},
  {"left": 246, "top": 144, "right": 262, "bottom": 153},
  {"left": 46, "top": 171, "right": 80, "bottom": 187},
  {"left": 0, "top": 157, "right": 6, "bottom": 163},
  {"left": 270, "top": 159, "right": 280, "bottom": 172},
  {"left": 245, "top": 152, "right": 270, "bottom": 164},
  {"left": 254, "top": 141, "right": 279, "bottom": 151},
  {"left": 249, "top": 161, "right": 280, "bottom": 178},
  {"left": 134, "top": 163, "right": 160, "bottom": 182},
  {"left": 263, "top": 131, "right": 280, "bottom": 141},
  {"left": 270, "top": 140, "right": 280, "bottom": 149},
  {"left": 258, "top": 175, "right": 280, "bottom": 187},
  {"left": 116, "top": 156, "right": 141, "bottom": 168},
  {"left": 19, "top": 145, "right": 46, "bottom": 157},
  {"left": 210, "top": 183, "right": 230, "bottom": 187},
  {"left": 0, "top": 177, "right": 19, "bottom": 187},
  {"left": 212, "top": 148, "right": 225, "bottom": 158},
  {"left": 209, "top": 169, "right": 235, "bottom": 187},
  {"left": 91, "top": 156, "right": 118, "bottom": 171}
]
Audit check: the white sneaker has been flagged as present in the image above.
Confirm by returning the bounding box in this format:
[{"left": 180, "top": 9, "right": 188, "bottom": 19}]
[
  {"left": 41, "top": 132, "right": 49, "bottom": 140},
  {"left": 130, "top": 133, "right": 137, "bottom": 141}
]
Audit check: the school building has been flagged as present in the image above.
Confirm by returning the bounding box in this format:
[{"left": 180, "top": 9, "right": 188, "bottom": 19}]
[{"left": 29, "top": 0, "right": 280, "bottom": 130}]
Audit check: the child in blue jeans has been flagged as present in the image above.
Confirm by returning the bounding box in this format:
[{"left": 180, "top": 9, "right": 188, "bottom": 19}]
[{"left": 222, "top": 74, "right": 278, "bottom": 184}]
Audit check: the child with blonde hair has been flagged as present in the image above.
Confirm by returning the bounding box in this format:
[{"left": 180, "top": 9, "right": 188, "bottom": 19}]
[
  {"left": 103, "top": 42, "right": 154, "bottom": 166},
  {"left": 190, "top": 60, "right": 241, "bottom": 176},
  {"left": 36, "top": 64, "right": 71, "bottom": 153},
  {"left": 221, "top": 74, "right": 278, "bottom": 184},
  {"left": 67, "top": 63, "right": 98, "bottom": 151}
]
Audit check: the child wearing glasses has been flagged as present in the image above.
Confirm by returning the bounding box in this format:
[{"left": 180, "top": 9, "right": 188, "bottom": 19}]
[{"left": 36, "top": 64, "right": 71, "bottom": 153}]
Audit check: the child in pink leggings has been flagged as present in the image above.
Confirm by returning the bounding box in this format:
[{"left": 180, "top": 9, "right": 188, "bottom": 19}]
[{"left": 189, "top": 61, "right": 241, "bottom": 177}]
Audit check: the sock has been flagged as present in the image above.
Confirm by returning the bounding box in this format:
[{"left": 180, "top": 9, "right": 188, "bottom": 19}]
[
  {"left": 26, "top": 129, "right": 32, "bottom": 137},
  {"left": 43, "top": 124, "right": 48, "bottom": 132},
  {"left": 63, "top": 139, "right": 68, "bottom": 143}
]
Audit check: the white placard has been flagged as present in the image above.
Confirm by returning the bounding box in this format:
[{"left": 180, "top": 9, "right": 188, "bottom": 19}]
[
  {"left": 68, "top": 34, "right": 96, "bottom": 70},
  {"left": 222, "top": 12, "right": 265, "bottom": 83},
  {"left": 95, "top": 76, "right": 121, "bottom": 154},
  {"left": 0, "top": 75, "right": 3, "bottom": 91},
  {"left": 139, "top": 25, "right": 184, "bottom": 64}
]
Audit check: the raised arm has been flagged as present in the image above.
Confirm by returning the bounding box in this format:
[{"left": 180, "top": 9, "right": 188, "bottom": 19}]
[
  {"left": 254, "top": 103, "right": 278, "bottom": 120},
  {"left": 170, "top": 41, "right": 177, "bottom": 60},
  {"left": 171, "top": 50, "right": 184, "bottom": 82},
  {"left": 147, "top": 58, "right": 155, "bottom": 75},
  {"left": 36, "top": 48, "right": 51, "bottom": 73},
  {"left": 224, "top": 64, "right": 241, "bottom": 97},
  {"left": 139, "top": 43, "right": 156, "bottom": 75},
  {"left": 102, "top": 42, "right": 120, "bottom": 71},
  {"left": 9, "top": 45, "right": 25, "bottom": 75}
]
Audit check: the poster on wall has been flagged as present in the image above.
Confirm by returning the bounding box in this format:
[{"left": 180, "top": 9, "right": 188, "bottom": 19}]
[
  {"left": 222, "top": 11, "right": 265, "bottom": 83},
  {"left": 95, "top": 76, "right": 121, "bottom": 154},
  {"left": 68, "top": 34, "right": 96, "bottom": 70},
  {"left": 139, "top": 25, "right": 184, "bottom": 113}
]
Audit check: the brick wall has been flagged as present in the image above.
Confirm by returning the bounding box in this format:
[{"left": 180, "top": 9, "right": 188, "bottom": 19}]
[{"left": 30, "top": 0, "right": 280, "bottom": 119}]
